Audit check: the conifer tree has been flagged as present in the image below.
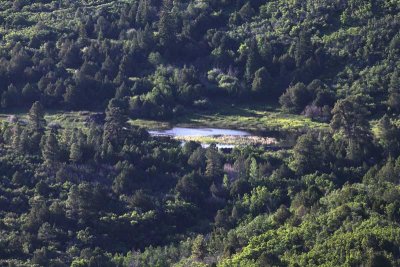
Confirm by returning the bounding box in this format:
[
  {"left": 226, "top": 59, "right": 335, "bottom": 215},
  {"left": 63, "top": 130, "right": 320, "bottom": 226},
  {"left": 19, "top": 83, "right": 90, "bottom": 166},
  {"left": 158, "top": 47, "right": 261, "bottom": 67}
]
[
  {"left": 290, "top": 132, "right": 322, "bottom": 175},
  {"left": 42, "top": 133, "right": 60, "bottom": 164},
  {"left": 378, "top": 115, "right": 400, "bottom": 157},
  {"left": 330, "top": 96, "right": 372, "bottom": 161},
  {"left": 19, "top": 129, "right": 30, "bottom": 153},
  {"left": 101, "top": 55, "right": 117, "bottom": 79},
  {"left": 388, "top": 70, "right": 400, "bottom": 113},
  {"left": 22, "top": 83, "right": 38, "bottom": 103},
  {"left": 158, "top": 0, "right": 177, "bottom": 48},
  {"left": 295, "top": 29, "right": 312, "bottom": 67},
  {"left": 238, "top": 2, "right": 255, "bottom": 22},
  {"left": 28, "top": 101, "right": 46, "bottom": 134},
  {"left": 205, "top": 147, "right": 222, "bottom": 178},
  {"left": 12, "top": 125, "right": 22, "bottom": 153},
  {"left": 112, "top": 168, "right": 132, "bottom": 195},
  {"left": 249, "top": 157, "right": 259, "bottom": 183},
  {"left": 70, "top": 142, "right": 83, "bottom": 164},
  {"left": 70, "top": 130, "right": 86, "bottom": 164},
  {"left": 115, "top": 82, "right": 130, "bottom": 99},
  {"left": 103, "top": 98, "right": 129, "bottom": 149},
  {"left": 252, "top": 67, "right": 272, "bottom": 96},
  {"left": 245, "top": 39, "right": 261, "bottom": 82},
  {"left": 136, "top": 0, "right": 150, "bottom": 27},
  {"left": 279, "top": 83, "right": 310, "bottom": 113},
  {"left": 128, "top": 2, "right": 138, "bottom": 25},
  {"left": 87, "top": 123, "right": 103, "bottom": 152}
]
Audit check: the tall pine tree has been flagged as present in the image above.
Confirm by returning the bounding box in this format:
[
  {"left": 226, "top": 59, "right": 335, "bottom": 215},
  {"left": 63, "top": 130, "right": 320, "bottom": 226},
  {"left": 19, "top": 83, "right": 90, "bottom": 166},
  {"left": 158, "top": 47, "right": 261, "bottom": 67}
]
[
  {"left": 388, "top": 70, "right": 400, "bottom": 113},
  {"left": 103, "top": 98, "right": 129, "bottom": 149},
  {"left": 28, "top": 101, "right": 46, "bottom": 134},
  {"left": 158, "top": 0, "right": 177, "bottom": 49},
  {"left": 42, "top": 133, "right": 60, "bottom": 164}
]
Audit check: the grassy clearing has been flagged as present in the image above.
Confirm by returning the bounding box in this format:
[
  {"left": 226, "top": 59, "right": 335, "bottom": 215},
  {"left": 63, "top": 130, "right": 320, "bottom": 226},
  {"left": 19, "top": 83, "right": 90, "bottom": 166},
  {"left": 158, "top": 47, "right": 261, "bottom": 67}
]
[
  {"left": 129, "top": 119, "right": 172, "bottom": 130},
  {"left": 130, "top": 103, "right": 328, "bottom": 133},
  {"left": 0, "top": 103, "right": 328, "bottom": 136},
  {"left": 0, "top": 110, "right": 97, "bottom": 130}
]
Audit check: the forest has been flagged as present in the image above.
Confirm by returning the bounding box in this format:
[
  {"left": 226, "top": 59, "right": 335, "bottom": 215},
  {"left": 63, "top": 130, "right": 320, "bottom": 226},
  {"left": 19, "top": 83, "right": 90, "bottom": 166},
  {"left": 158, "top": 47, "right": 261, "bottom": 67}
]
[{"left": 0, "top": 0, "right": 400, "bottom": 266}]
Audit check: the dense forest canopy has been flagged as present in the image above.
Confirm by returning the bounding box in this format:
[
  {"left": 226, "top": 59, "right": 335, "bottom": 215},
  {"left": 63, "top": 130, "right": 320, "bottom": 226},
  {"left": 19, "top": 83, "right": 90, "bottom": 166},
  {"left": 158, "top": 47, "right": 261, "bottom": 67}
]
[
  {"left": 0, "top": 0, "right": 400, "bottom": 266},
  {"left": 0, "top": 0, "right": 398, "bottom": 116}
]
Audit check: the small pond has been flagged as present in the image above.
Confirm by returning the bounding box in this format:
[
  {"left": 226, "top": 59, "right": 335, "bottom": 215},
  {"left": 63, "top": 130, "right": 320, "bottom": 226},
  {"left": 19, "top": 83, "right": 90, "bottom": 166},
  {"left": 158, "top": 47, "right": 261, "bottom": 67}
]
[
  {"left": 149, "top": 127, "right": 251, "bottom": 137},
  {"left": 149, "top": 127, "right": 276, "bottom": 148}
]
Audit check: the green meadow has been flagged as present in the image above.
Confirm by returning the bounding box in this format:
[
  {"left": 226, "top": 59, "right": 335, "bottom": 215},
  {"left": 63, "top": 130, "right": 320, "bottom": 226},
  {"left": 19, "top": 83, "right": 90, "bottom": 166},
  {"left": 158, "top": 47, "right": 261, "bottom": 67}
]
[
  {"left": 130, "top": 103, "right": 328, "bottom": 133},
  {"left": 0, "top": 103, "right": 328, "bottom": 134}
]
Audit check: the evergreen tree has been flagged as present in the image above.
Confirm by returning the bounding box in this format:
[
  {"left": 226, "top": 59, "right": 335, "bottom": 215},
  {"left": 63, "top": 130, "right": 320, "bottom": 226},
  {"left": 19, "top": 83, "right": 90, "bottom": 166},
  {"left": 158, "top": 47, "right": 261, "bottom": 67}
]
[
  {"left": 28, "top": 101, "right": 46, "bottom": 134},
  {"left": 22, "top": 83, "right": 38, "bottom": 104},
  {"left": 238, "top": 2, "right": 255, "bottom": 22},
  {"left": 290, "top": 132, "right": 322, "bottom": 175},
  {"left": 205, "top": 147, "right": 222, "bottom": 178},
  {"left": 388, "top": 70, "right": 400, "bottom": 113},
  {"left": 115, "top": 82, "right": 130, "bottom": 99},
  {"left": 188, "top": 147, "right": 206, "bottom": 170},
  {"left": 251, "top": 67, "right": 272, "bottom": 96},
  {"left": 70, "top": 130, "right": 86, "bottom": 164},
  {"left": 245, "top": 39, "right": 261, "bottom": 82},
  {"left": 101, "top": 55, "right": 117, "bottom": 79},
  {"left": 1, "top": 84, "right": 19, "bottom": 108},
  {"left": 19, "top": 129, "right": 31, "bottom": 153},
  {"left": 70, "top": 142, "right": 83, "bottom": 164},
  {"left": 158, "top": 0, "right": 177, "bottom": 49},
  {"left": 63, "top": 85, "right": 78, "bottom": 109},
  {"left": 136, "top": 0, "right": 150, "bottom": 27},
  {"left": 176, "top": 172, "right": 204, "bottom": 202},
  {"left": 42, "top": 133, "right": 60, "bottom": 164},
  {"left": 376, "top": 157, "right": 397, "bottom": 183},
  {"left": 233, "top": 155, "right": 247, "bottom": 179},
  {"left": 295, "top": 29, "right": 312, "bottom": 67},
  {"left": 330, "top": 96, "right": 372, "bottom": 161},
  {"left": 87, "top": 123, "right": 103, "bottom": 159},
  {"left": 378, "top": 115, "right": 400, "bottom": 157},
  {"left": 128, "top": 2, "right": 138, "bottom": 25},
  {"left": 112, "top": 167, "right": 133, "bottom": 195},
  {"left": 11, "top": 125, "right": 22, "bottom": 153},
  {"left": 103, "top": 98, "right": 129, "bottom": 149},
  {"left": 249, "top": 157, "right": 259, "bottom": 184},
  {"left": 279, "top": 83, "right": 311, "bottom": 113}
]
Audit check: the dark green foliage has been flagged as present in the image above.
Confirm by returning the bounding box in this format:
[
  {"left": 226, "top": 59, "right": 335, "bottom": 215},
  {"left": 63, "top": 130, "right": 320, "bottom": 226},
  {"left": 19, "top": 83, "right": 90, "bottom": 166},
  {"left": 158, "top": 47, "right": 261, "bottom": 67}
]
[
  {"left": 28, "top": 101, "right": 46, "bottom": 134},
  {"left": 205, "top": 146, "right": 223, "bottom": 179},
  {"left": 0, "top": 0, "right": 395, "bottom": 115},
  {"left": 388, "top": 70, "right": 400, "bottom": 113},
  {"left": 331, "top": 95, "right": 373, "bottom": 161},
  {"left": 290, "top": 132, "right": 322, "bottom": 175},
  {"left": 103, "top": 98, "right": 129, "bottom": 149},
  {"left": 378, "top": 115, "right": 400, "bottom": 157},
  {"left": 279, "top": 83, "right": 311, "bottom": 113},
  {"left": 251, "top": 67, "right": 272, "bottom": 97},
  {"left": 0, "top": 0, "right": 400, "bottom": 266},
  {"left": 158, "top": 0, "right": 177, "bottom": 50},
  {"left": 42, "top": 132, "right": 60, "bottom": 164}
]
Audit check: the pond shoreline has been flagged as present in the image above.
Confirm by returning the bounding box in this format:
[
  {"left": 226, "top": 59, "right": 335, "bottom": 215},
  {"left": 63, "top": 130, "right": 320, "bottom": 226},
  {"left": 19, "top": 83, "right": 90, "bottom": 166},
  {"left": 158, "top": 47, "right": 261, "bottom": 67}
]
[{"left": 148, "top": 127, "right": 279, "bottom": 147}]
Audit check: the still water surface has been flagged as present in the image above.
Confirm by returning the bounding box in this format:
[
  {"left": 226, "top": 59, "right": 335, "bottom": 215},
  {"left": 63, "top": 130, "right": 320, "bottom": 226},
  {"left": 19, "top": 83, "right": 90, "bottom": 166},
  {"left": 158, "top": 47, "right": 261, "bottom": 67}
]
[{"left": 148, "top": 127, "right": 251, "bottom": 137}]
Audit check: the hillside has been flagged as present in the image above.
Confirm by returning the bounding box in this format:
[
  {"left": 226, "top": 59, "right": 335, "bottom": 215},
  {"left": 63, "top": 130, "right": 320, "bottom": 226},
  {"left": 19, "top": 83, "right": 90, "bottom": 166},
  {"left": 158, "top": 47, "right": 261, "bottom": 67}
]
[
  {"left": 0, "top": 0, "right": 398, "bottom": 117},
  {"left": 0, "top": 0, "right": 400, "bottom": 266}
]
